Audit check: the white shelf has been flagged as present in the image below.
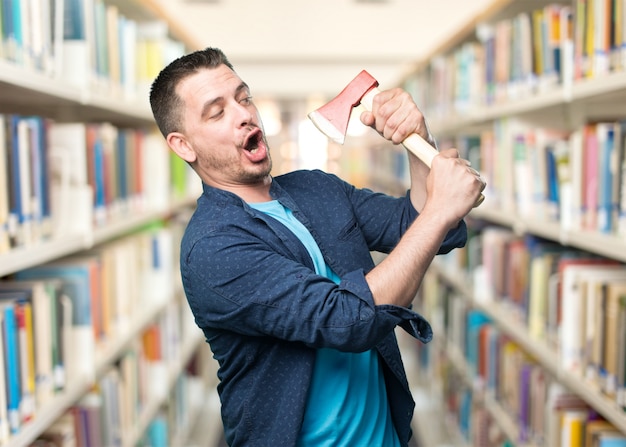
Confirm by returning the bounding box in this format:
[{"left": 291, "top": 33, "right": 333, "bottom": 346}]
[
  {"left": 126, "top": 330, "right": 204, "bottom": 447},
  {"left": 0, "top": 234, "right": 90, "bottom": 277},
  {"left": 0, "top": 1, "right": 205, "bottom": 446},
  {"left": 445, "top": 340, "right": 536, "bottom": 447},
  {"left": 400, "top": 0, "right": 626, "bottom": 445},
  {"left": 432, "top": 263, "right": 626, "bottom": 436},
  {"left": 430, "top": 71, "right": 626, "bottom": 136},
  {"left": 91, "top": 197, "right": 196, "bottom": 246},
  {"left": 0, "top": 60, "right": 153, "bottom": 127},
  {"left": 0, "top": 198, "right": 196, "bottom": 278},
  {"left": 5, "top": 293, "right": 177, "bottom": 447},
  {"left": 469, "top": 207, "right": 626, "bottom": 263}
]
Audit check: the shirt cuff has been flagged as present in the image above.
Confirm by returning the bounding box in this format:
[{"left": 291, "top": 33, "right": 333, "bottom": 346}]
[{"left": 341, "top": 270, "right": 433, "bottom": 344}]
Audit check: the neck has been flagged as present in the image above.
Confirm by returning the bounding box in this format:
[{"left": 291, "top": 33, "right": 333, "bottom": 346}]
[{"left": 222, "top": 176, "right": 273, "bottom": 203}]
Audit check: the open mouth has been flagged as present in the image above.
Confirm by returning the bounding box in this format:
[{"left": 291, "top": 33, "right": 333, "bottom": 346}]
[{"left": 244, "top": 129, "right": 262, "bottom": 153}]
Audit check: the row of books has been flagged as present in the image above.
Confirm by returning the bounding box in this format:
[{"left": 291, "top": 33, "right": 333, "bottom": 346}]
[
  {"left": 418, "top": 272, "right": 626, "bottom": 446},
  {"left": 406, "top": 1, "right": 625, "bottom": 119},
  {"left": 0, "top": 0, "right": 57, "bottom": 73},
  {"left": 0, "top": 0, "right": 185, "bottom": 101},
  {"left": 0, "top": 113, "right": 199, "bottom": 254},
  {"left": 0, "top": 224, "right": 176, "bottom": 441},
  {"left": 28, "top": 311, "right": 206, "bottom": 447},
  {"left": 441, "top": 118, "right": 626, "bottom": 237},
  {"left": 464, "top": 226, "right": 626, "bottom": 408}
]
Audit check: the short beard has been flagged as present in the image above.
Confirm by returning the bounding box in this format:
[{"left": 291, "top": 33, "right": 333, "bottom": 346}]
[{"left": 199, "top": 148, "right": 272, "bottom": 185}]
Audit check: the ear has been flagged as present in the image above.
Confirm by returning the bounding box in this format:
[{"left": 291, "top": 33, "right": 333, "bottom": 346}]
[{"left": 166, "top": 132, "right": 197, "bottom": 163}]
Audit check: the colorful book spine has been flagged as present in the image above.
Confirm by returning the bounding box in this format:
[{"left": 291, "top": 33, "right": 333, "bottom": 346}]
[{"left": 2, "top": 302, "right": 20, "bottom": 434}]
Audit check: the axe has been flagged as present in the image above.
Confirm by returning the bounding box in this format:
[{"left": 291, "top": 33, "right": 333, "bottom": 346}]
[{"left": 308, "top": 70, "right": 484, "bottom": 207}]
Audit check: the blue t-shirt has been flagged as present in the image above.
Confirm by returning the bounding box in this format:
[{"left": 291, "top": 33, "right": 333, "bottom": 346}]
[{"left": 250, "top": 200, "right": 400, "bottom": 447}]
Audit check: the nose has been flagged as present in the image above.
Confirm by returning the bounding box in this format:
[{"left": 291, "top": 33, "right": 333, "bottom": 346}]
[{"left": 235, "top": 102, "right": 254, "bottom": 127}]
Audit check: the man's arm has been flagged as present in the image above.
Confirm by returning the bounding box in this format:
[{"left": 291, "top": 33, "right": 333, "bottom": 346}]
[
  {"left": 359, "top": 88, "right": 434, "bottom": 212},
  {"left": 360, "top": 88, "right": 484, "bottom": 308}
]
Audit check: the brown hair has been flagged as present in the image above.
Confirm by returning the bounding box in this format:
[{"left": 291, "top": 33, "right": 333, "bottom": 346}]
[{"left": 149, "top": 47, "right": 235, "bottom": 137}]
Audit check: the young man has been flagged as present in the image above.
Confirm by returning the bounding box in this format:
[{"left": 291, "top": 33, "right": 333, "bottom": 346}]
[{"left": 150, "top": 47, "right": 484, "bottom": 446}]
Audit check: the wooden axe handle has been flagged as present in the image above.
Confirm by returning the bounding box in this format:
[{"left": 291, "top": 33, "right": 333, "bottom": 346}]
[{"left": 361, "top": 87, "right": 485, "bottom": 208}]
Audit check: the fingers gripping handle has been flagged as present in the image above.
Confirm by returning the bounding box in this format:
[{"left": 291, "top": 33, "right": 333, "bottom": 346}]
[
  {"left": 360, "top": 87, "right": 484, "bottom": 208},
  {"left": 361, "top": 88, "right": 437, "bottom": 168}
]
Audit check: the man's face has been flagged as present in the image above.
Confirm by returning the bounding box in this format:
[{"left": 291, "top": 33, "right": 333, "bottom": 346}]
[{"left": 173, "top": 65, "right": 272, "bottom": 189}]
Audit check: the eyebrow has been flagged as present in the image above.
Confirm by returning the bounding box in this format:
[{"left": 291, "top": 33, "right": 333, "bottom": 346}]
[{"left": 200, "top": 82, "right": 250, "bottom": 119}]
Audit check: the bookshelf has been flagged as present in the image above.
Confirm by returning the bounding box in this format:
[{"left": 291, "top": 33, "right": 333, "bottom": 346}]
[
  {"left": 0, "top": 0, "right": 213, "bottom": 446},
  {"left": 389, "top": 0, "right": 626, "bottom": 445}
]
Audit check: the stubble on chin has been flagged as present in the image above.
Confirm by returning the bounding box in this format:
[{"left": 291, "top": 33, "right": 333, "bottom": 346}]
[{"left": 199, "top": 148, "right": 272, "bottom": 185}]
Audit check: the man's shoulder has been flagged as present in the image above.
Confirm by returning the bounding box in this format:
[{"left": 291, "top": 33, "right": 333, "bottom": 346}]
[
  {"left": 182, "top": 193, "right": 243, "bottom": 242},
  {"left": 275, "top": 169, "right": 345, "bottom": 190}
]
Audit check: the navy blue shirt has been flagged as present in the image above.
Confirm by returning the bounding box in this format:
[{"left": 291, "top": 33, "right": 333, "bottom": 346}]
[{"left": 180, "top": 169, "right": 467, "bottom": 446}]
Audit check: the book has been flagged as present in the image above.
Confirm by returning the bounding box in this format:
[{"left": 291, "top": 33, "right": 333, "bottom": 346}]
[
  {"left": 610, "top": 121, "right": 626, "bottom": 235},
  {"left": 0, "top": 115, "right": 9, "bottom": 253},
  {"left": 5, "top": 115, "right": 31, "bottom": 248},
  {"left": 559, "top": 264, "right": 626, "bottom": 376},
  {"left": 543, "top": 4, "right": 563, "bottom": 87},
  {"left": 586, "top": 419, "right": 621, "bottom": 447},
  {"left": 25, "top": 116, "right": 53, "bottom": 241},
  {"left": 597, "top": 122, "right": 617, "bottom": 233},
  {"left": 505, "top": 237, "right": 529, "bottom": 309},
  {"left": 16, "top": 259, "right": 97, "bottom": 382},
  {"left": 518, "top": 363, "right": 534, "bottom": 442},
  {"left": 568, "top": 128, "right": 584, "bottom": 231},
  {"left": 39, "top": 278, "right": 72, "bottom": 392},
  {"left": 527, "top": 243, "right": 560, "bottom": 341},
  {"left": 560, "top": 410, "right": 586, "bottom": 446},
  {"left": 583, "top": 123, "right": 600, "bottom": 230},
  {"left": 615, "top": 295, "right": 626, "bottom": 408},
  {"left": 15, "top": 299, "right": 35, "bottom": 423},
  {"left": 47, "top": 121, "right": 92, "bottom": 236},
  {"left": 616, "top": 120, "right": 626, "bottom": 237},
  {"left": 75, "top": 391, "right": 104, "bottom": 446},
  {"left": 4, "top": 0, "right": 24, "bottom": 63},
  {"left": 0, "top": 296, "right": 23, "bottom": 434},
  {"left": 61, "top": 0, "right": 90, "bottom": 87},
  {"left": 498, "top": 339, "right": 523, "bottom": 413},
  {"left": 529, "top": 366, "right": 548, "bottom": 444},
  {"left": 579, "top": 268, "right": 626, "bottom": 386},
  {"left": 599, "top": 436, "right": 626, "bottom": 447},
  {"left": 105, "top": 4, "right": 121, "bottom": 91},
  {"left": 553, "top": 139, "right": 571, "bottom": 224},
  {"left": 119, "top": 16, "right": 138, "bottom": 100},
  {"left": 480, "top": 226, "right": 517, "bottom": 302},
  {"left": 513, "top": 132, "right": 534, "bottom": 216},
  {"left": 559, "top": 5, "right": 575, "bottom": 88},
  {"left": 592, "top": 0, "right": 611, "bottom": 76},
  {"left": 584, "top": 0, "right": 596, "bottom": 77},
  {"left": 574, "top": 0, "right": 589, "bottom": 79},
  {"left": 99, "top": 367, "right": 122, "bottom": 447},
  {"left": 0, "top": 279, "right": 56, "bottom": 407},
  {"left": 0, "top": 303, "right": 9, "bottom": 444},
  {"left": 146, "top": 412, "right": 169, "bottom": 447},
  {"left": 601, "top": 281, "right": 626, "bottom": 398},
  {"left": 465, "top": 310, "right": 490, "bottom": 376}
]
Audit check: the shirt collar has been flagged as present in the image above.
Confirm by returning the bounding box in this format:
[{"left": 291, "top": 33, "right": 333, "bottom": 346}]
[{"left": 200, "top": 176, "right": 300, "bottom": 214}]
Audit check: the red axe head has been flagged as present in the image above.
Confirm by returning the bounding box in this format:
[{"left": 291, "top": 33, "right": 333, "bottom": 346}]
[{"left": 308, "top": 70, "right": 379, "bottom": 145}]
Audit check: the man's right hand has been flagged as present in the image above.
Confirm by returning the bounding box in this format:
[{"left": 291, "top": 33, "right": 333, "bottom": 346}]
[{"left": 423, "top": 148, "right": 486, "bottom": 229}]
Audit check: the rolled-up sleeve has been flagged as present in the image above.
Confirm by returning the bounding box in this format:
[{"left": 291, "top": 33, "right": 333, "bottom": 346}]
[{"left": 344, "top": 185, "right": 467, "bottom": 255}]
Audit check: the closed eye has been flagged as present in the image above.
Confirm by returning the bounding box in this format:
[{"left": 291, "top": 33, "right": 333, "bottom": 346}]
[{"left": 209, "top": 109, "right": 224, "bottom": 119}]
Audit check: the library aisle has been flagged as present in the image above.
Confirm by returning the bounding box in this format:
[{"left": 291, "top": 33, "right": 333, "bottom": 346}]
[{"left": 5, "top": 0, "right": 626, "bottom": 445}]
